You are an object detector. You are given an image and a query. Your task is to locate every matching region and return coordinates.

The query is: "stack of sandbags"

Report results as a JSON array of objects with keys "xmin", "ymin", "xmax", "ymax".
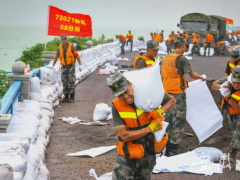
[{"xmin": 0, "ymin": 134, "xmax": 31, "ymax": 180}]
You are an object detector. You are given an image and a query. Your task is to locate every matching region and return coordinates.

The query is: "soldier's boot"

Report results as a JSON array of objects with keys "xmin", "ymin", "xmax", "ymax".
[
  {"xmin": 167, "ymin": 143, "xmax": 182, "ymax": 157},
  {"xmin": 68, "ymin": 94, "xmax": 75, "ymax": 103},
  {"xmin": 62, "ymin": 94, "xmax": 68, "ymax": 103},
  {"xmin": 229, "ymin": 147, "xmax": 238, "ymax": 165}
]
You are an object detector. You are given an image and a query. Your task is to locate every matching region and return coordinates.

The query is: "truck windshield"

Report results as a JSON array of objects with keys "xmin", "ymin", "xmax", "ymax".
[
  {"xmin": 181, "ymin": 21, "xmax": 206, "ymax": 31},
  {"xmin": 211, "ymin": 23, "xmax": 218, "ymax": 31}
]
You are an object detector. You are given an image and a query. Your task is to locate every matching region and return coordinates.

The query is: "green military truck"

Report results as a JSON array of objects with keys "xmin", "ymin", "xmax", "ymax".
[
  {"xmin": 209, "ymin": 15, "xmax": 226, "ymax": 42},
  {"xmin": 177, "ymin": 13, "xmax": 211, "ymax": 45}
]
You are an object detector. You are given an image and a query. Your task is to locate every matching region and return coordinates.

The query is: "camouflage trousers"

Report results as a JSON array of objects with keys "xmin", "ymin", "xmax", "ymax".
[
  {"xmin": 226, "ymin": 111, "xmax": 240, "ymax": 149},
  {"xmin": 164, "ymin": 93, "xmax": 187, "ymax": 144},
  {"xmin": 121, "ymin": 41, "xmax": 126, "ymax": 54},
  {"xmin": 61, "ymin": 65, "xmax": 75, "ymax": 94},
  {"xmin": 204, "ymin": 43, "xmax": 211, "ymax": 56},
  {"xmin": 220, "ymin": 44, "xmax": 226, "ymax": 54},
  {"xmin": 112, "ymin": 153, "xmax": 156, "ymax": 180},
  {"xmin": 165, "ymin": 41, "xmax": 172, "ymax": 54},
  {"xmin": 126, "ymin": 40, "xmax": 133, "ymax": 51},
  {"xmin": 192, "ymin": 43, "xmax": 200, "ymax": 55}
]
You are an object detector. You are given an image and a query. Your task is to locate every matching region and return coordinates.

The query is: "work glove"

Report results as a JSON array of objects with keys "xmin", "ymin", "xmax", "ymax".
[
  {"xmin": 148, "ymin": 108, "xmax": 164, "ymax": 121},
  {"xmin": 202, "ymin": 74, "xmax": 207, "ymax": 81},
  {"xmin": 148, "ymin": 120, "xmax": 162, "ymax": 133},
  {"xmin": 219, "ymin": 81, "xmax": 231, "ymax": 97}
]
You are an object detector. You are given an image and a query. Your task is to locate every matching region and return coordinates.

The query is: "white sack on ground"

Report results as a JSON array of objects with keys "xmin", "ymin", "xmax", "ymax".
[
  {"xmin": 79, "ymin": 121, "xmax": 110, "ymax": 126},
  {"xmin": 186, "ymin": 80, "xmax": 223, "ymax": 143},
  {"xmin": 93, "ymin": 103, "xmax": 111, "ymax": 121},
  {"xmin": 58, "ymin": 117, "xmax": 84, "ymax": 124},
  {"xmin": 123, "ymin": 59, "xmax": 164, "ymax": 112},
  {"xmin": 111, "ymin": 52, "xmax": 118, "ymax": 65},
  {"xmin": 153, "ymin": 151, "xmax": 222, "ymax": 175},
  {"xmin": 193, "ymin": 147, "xmax": 224, "ymax": 162},
  {"xmin": 66, "ymin": 145, "xmax": 116, "ymax": 157},
  {"xmin": 89, "ymin": 168, "xmax": 112, "ymax": 180}
]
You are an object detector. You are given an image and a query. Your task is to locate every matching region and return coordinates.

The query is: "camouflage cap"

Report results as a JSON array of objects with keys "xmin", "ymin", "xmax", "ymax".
[
  {"xmin": 107, "ymin": 72, "xmax": 129, "ymax": 97},
  {"xmin": 231, "ymin": 66, "xmax": 240, "ymax": 83},
  {"xmin": 147, "ymin": 40, "xmax": 160, "ymax": 50},
  {"xmin": 230, "ymin": 49, "xmax": 239, "ymax": 61},
  {"xmin": 174, "ymin": 36, "xmax": 186, "ymax": 43},
  {"xmin": 60, "ymin": 34, "xmax": 67, "ymax": 40}
]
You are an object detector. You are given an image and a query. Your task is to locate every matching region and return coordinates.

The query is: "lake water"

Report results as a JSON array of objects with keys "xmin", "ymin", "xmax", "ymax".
[{"xmin": 0, "ymin": 26, "xmax": 172, "ymax": 71}]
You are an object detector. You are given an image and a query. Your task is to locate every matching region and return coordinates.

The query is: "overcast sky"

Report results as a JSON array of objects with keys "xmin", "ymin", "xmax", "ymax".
[{"xmin": 0, "ymin": 0, "xmax": 239, "ymax": 30}]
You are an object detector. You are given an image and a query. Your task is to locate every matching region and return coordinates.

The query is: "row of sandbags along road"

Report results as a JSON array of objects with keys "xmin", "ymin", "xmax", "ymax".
[{"xmin": 0, "ymin": 41, "xmax": 123, "ymax": 180}]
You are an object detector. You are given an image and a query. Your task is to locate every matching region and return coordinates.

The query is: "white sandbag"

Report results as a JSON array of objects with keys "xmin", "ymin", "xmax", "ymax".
[
  {"xmin": 234, "ymin": 36, "xmax": 237, "ymax": 41},
  {"xmin": 0, "ymin": 139, "xmax": 30, "ymax": 154},
  {"xmin": 41, "ymin": 109, "xmax": 54, "ymax": 119},
  {"xmin": 186, "ymin": 80, "xmax": 223, "ymax": 143},
  {"xmin": 89, "ymin": 168, "xmax": 112, "ymax": 180},
  {"xmin": 30, "ymin": 92, "xmax": 42, "ymax": 99},
  {"xmin": 0, "ymin": 164, "xmax": 14, "ymax": 180},
  {"xmin": 30, "ymin": 77, "xmax": 41, "ymax": 93},
  {"xmin": 15, "ymin": 100, "xmax": 41, "ymax": 111},
  {"xmin": 199, "ymin": 47, "xmax": 204, "ymax": 56},
  {"xmin": 0, "ymin": 154, "xmax": 27, "ymax": 176},
  {"xmin": 40, "ymin": 67, "xmax": 55, "ymax": 85},
  {"xmin": 105, "ymin": 63, "xmax": 118, "ymax": 74},
  {"xmin": 123, "ymin": 59, "xmax": 164, "ymax": 112},
  {"xmin": 188, "ymin": 43, "xmax": 193, "ymax": 53},
  {"xmin": 153, "ymin": 121, "xmax": 169, "ymax": 142},
  {"xmin": 39, "ymin": 102, "xmax": 53, "ymax": 112},
  {"xmin": 111, "ymin": 52, "xmax": 118, "ymax": 65},
  {"xmin": 93, "ymin": 103, "xmax": 111, "ymax": 121},
  {"xmin": 193, "ymin": 147, "xmax": 223, "ymax": 162},
  {"xmin": 37, "ymin": 162, "xmax": 50, "ymax": 180},
  {"xmin": 0, "ymin": 133, "xmax": 31, "ymax": 144}
]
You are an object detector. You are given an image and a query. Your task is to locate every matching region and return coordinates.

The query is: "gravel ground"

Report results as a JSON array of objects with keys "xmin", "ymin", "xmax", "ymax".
[{"xmin": 46, "ymin": 38, "xmax": 240, "ymax": 180}]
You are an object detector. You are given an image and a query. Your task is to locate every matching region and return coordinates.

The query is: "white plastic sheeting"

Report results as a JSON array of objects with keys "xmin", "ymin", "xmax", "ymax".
[
  {"xmin": 123, "ymin": 59, "xmax": 164, "ymax": 112},
  {"xmin": 66, "ymin": 145, "xmax": 116, "ymax": 157},
  {"xmin": 186, "ymin": 80, "xmax": 223, "ymax": 143},
  {"xmin": 153, "ymin": 151, "xmax": 222, "ymax": 175}
]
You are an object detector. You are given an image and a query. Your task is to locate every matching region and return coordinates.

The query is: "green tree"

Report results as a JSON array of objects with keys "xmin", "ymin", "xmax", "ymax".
[{"xmin": 0, "ymin": 70, "xmax": 9, "ymax": 98}]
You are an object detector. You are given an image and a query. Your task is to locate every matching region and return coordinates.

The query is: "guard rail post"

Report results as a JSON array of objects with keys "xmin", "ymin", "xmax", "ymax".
[{"xmin": 6, "ymin": 61, "xmax": 31, "ymax": 100}]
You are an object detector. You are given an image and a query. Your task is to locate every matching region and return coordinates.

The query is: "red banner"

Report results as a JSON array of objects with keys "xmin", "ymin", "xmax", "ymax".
[
  {"xmin": 224, "ymin": 17, "xmax": 233, "ymax": 25},
  {"xmin": 47, "ymin": 5, "xmax": 92, "ymax": 37}
]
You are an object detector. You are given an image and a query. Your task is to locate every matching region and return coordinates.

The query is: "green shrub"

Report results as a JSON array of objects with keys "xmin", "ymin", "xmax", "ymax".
[
  {"xmin": 15, "ymin": 43, "xmax": 44, "ymax": 69},
  {"xmin": 0, "ymin": 70, "xmax": 9, "ymax": 98}
]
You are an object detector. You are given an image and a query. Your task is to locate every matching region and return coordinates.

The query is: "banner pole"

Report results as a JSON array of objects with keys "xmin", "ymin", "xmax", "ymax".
[{"xmin": 45, "ymin": 5, "xmax": 50, "ymax": 49}]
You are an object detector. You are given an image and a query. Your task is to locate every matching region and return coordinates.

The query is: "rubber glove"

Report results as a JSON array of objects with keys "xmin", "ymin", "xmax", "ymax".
[
  {"xmin": 202, "ymin": 74, "xmax": 207, "ymax": 81},
  {"xmin": 148, "ymin": 108, "xmax": 164, "ymax": 121},
  {"xmin": 148, "ymin": 120, "xmax": 162, "ymax": 133}
]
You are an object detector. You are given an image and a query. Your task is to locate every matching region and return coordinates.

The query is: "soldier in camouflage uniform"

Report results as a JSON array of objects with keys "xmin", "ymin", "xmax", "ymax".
[
  {"xmin": 212, "ymin": 66, "xmax": 240, "ymax": 166},
  {"xmin": 53, "ymin": 34, "xmax": 81, "ymax": 103},
  {"xmin": 161, "ymin": 36, "xmax": 206, "ymax": 156},
  {"xmin": 108, "ymin": 72, "xmax": 175, "ymax": 180}
]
